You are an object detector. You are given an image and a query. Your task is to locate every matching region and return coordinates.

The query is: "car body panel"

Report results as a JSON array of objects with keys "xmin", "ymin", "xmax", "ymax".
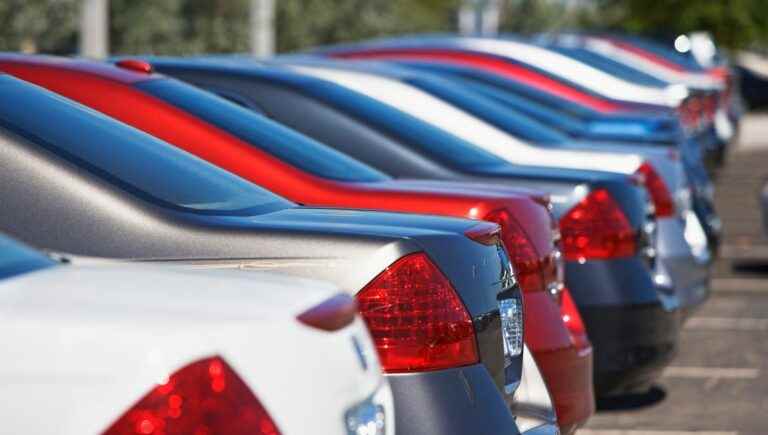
[{"xmin": 0, "ymin": 237, "xmax": 393, "ymax": 435}]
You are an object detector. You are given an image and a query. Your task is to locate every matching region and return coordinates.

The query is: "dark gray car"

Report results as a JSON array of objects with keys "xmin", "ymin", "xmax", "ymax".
[{"xmin": 0, "ymin": 74, "xmax": 524, "ymax": 435}]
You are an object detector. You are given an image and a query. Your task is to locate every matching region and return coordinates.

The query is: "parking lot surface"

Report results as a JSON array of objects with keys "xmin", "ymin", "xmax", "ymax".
[{"xmin": 579, "ymin": 114, "xmax": 768, "ymax": 435}]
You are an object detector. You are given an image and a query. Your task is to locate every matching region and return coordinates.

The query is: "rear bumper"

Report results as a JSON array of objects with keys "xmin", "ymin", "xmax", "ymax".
[
  {"xmin": 534, "ymin": 344, "xmax": 594, "ymax": 435},
  {"xmin": 387, "ymin": 364, "xmax": 521, "ymax": 435},
  {"xmin": 581, "ymin": 302, "xmax": 680, "ymax": 396},
  {"xmin": 656, "ymin": 217, "xmax": 711, "ymax": 316},
  {"xmin": 566, "ymin": 257, "xmax": 681, "ymax": 397},
  {"xmin": 523, "ymin": 291, "xmax": 593, "ymax": 433}
]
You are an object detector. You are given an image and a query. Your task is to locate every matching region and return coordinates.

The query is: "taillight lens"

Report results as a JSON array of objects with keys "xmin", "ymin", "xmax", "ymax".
[
  {"xmin": 636, "ymin": 162, "xmax": 674, "ymax": 217},
  {"xmin": 356, "ymin": 252, "xmax": 479, "ymax": 373},
  {"xmin": 560, "ymin": 287, "xmax": 590, "ymax": 349},
  {"xmin": 484, "ymin": 209, "xmax": 545, "ymax": 294},
  {"xmin": 703, "ymin": 94, "xmax": 717, "ymax": 121},
  {"xmin": 678, "ymin": 98, "xmax": 699, "ymax": 130},
  {"xmin": 559, "ymin": 188, "xmax": 637, "ymax": 261},
  {"xmin": 103, "ymin": 356, "xmax": 281, "ymax": 435}
]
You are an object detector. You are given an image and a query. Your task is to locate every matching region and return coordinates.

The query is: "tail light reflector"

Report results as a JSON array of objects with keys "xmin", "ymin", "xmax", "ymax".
[
  {"xmin": 678, "ymin": 98, "xmax": 699, "ymax": 129},
  {"xmin": 636, "ymin": 162, "xmax": 675, "ymax": 217},
  {"xmin": 703, "ymin": 94, "xmax": 717, "ymax": 121},
  {"xmin": 688, "ymin": 96, "xmax": 703, "ymax": 125},
  {"xmin": 356, "ymin": 252, "xmax": 479, "ymax": 373},
  {"xmin": 103, "ymin": 356, "xmax": 281, "ymax": 435},
  {"xmin": 484, "ymin": 209, "xmax": 545, "ymax": 294},
  {"xmin": 559, "ymin": 188, "xmax": 637, "ymax": 261},
  {"xmin": 560, "ymin": 288, "xmax": 590, "ymax": 349}
]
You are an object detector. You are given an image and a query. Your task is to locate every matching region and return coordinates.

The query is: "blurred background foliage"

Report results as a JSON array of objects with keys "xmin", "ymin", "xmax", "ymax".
[
  {"xmin": 577, "ymin": 0, "xmax": 768, "ymax": 50},
  {"xmin": 0, "ymin": 0, "xmax": 766, "ymax": 54},
  {"xmin": 276, "ymin": 0, "xmax": 459, "ymax": 52}
]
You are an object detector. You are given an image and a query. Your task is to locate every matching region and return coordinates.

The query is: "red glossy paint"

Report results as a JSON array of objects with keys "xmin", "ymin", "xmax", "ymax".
[
  {"xmin": 0, "ymin": 56, "xmax": 595, "ymax": 429},
  {"xmin": 329, "ymin": 48, "xmax": 625, "ymax": 113}
]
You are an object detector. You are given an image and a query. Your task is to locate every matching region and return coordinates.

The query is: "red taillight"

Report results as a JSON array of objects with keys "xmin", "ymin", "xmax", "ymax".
[
  {"xmin": 484, "ymin": 209, "xmax": 545, "ymax": 294},
  {"xmin": 103, "ymin": 357, "xmax": 281, "ymax": 435},
  {"xmin": 560, "ymin": 287, "xmax": 590, "ymax": 349},
  {"xmin": 690, "ymin": 96, "xmax": 704, "ymax": 126},
  {"xmin": 636, "ymin": 162, "xmax": 674, "ymax": 217},
  {"xmin": 703, "ymin": 94, "xmax": 717, "ymax": 121},
  {"xmin": 297, "ymin": 293, "xmax": 358, "ymax": 332},
  {"xmin": 559, "ymin": 188, "xmax": 637, "ymax": 261},
  {"xmin": 356, "ymin": 252, "xmax": 479, "ymax": 373},
  {"xmin": 678, "ymin": 98, "xmax": 699, "ymax": 129}
]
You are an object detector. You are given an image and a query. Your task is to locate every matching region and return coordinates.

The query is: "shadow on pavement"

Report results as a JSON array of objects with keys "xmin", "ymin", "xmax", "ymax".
[
  {"xmin": 732, "ymin": 260, "xmax": 768, "ymax": 276},
  {"xmin": 595, "ymin": 386, "xmax": 667, "ymax": 412}
]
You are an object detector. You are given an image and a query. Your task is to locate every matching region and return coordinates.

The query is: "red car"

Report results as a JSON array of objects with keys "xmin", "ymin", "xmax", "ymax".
[
  {"xmin": 1, "ymin": 55, "xmax": 595, "ymax": 433},
  {"xmin": 327, "ymin": 47, "xmax": 629, "ymax": 113}
]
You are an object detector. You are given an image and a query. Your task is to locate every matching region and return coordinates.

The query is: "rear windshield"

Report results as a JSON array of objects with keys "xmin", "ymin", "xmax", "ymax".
[
  {"xmin": 0, "ymin": 235, "xmax": 56, "ymax": 280},
  {"xmin": 137, "ymin": 79, "xmax": 387, "ymax": 183},
  {"xmin": 300, "ymin": 76, "xmax": 509, "ymax": 170},
  {"xmin": 0, "ymin": 75, "xmax": 290, "ymax": 216},
  {"xmin": 405, "ymin": 75, "xmax": 570, "ymax": 144}
]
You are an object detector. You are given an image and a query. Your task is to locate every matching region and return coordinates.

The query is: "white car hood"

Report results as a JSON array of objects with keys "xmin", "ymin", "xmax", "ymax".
[{"xmin": 0, "ymin": 264, "xmax": 387, "ymax": 434}]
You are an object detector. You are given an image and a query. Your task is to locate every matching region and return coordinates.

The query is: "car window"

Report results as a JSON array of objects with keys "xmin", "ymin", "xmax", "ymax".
[
  {"xmin": 405, "ymin": 75, "xmax": 570, "ymax": 144},
  {"xmin": 287, "ymin": 71, "xmax": 510, "ymax": 170},
  {"xmin": 0, "ymin": 234, "xmax": 56, "ymax": 280},
  {"xmin": 137, "ymin": 79, "xmax": 388, "ymax": 183},
  {"xmin": 0, "ymin": 75, "xmax": 291, "ymax": 216}
]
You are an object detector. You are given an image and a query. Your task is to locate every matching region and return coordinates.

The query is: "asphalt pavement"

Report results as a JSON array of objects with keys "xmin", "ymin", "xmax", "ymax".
[{"xmin": 579, "ymin": 114, "xmax": 768, "ymax": 435}]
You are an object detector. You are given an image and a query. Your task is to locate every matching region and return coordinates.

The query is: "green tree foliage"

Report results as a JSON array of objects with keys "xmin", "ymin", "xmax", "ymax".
[
  {"xmin": 0, "ymin": 0, "xmax": 78, "ymax": 53},
  {"xmin": 0, "ymin": 0, "xmax": 766, "ymax": 55},
  {"xmin": 584, "ymin": 0, "xmax": 768, "ymax": 49},
  {"xmin": 110, "ymin": 0, "xmax": 250, "ymax": 54},
  {"xmin": 276, "ymin": 0, "xmax": 459, "ymax": 52},
  {"xmin": 498, "ymin": 0, "xmax": 574, "ymax": 35}
]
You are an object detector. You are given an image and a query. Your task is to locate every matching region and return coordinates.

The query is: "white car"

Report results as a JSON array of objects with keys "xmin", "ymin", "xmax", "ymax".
[
  {"xmin": 450, "ymin": 36, "xmax": 688, "ymax": 107},
  {"xmin": 0, "ymin": 235, "xmax": 393, "ymax": 435}
]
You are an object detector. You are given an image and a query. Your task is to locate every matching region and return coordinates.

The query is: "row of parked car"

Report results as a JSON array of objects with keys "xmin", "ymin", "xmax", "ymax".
[{"xmin": 0, "ymin": 31, "xmax": 740, "ymax": 435}]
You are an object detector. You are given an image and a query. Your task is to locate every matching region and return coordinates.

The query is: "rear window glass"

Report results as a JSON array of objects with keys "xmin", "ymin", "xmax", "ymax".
[
  {"xmin": 0, "ymin": 75, "xmax": 290, "ymax": 216},
  {"xmin": 137, "ymin": 79, "xmax": 387, "ymax": 183},
  {"xmin": 406, "ymin": 75, "xmax": 570, "ymax": 144},
  {"xmin": 301, "ymin": 77, "xmax": 509, "ymax": 170},
  {"xmin": 0, "ymin": 235, "xmax": 55, "ymax": 280}
]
